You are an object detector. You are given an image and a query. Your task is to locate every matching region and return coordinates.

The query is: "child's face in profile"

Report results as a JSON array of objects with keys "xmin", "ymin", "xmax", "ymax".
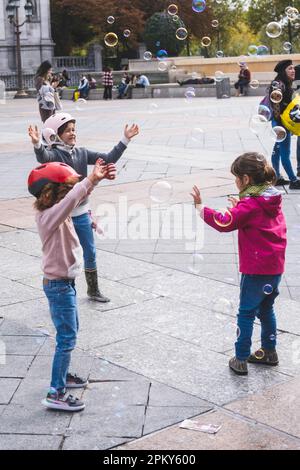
[
  {"xmin": 235, "ymin": 175, "xmax": 250, "ymax": 192},
  {"xmin": 60, "ymin": 123, "xmax": 76, "ymax": 147}
]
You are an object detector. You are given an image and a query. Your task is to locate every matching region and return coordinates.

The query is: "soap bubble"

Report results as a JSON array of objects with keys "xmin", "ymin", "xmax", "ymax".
[
  {"xmin": 249, "ymin": 114, "xmax": 268, "ymax": 135},
  {"xmin": 185, "ymin": 87, "xmax": 195, "ymax": 100},
  {"xmin": 157, "ymin": 49, "xmax": 168, "ymax": 60},
  {"xmin": 237, "ymin": 56, "xmax": 248, "ymax": 66},
  {"xmin": 176, "ymin": 27, "xmax": 188, "ymax": 40},
  {"xmin": 263, "ymin": 284, "xmax": 273, "ymax": 295},
  {"xmin": 270, "ymin": 334, "xmax": 276, "ymax": 341},
  {"xmin": 156, "ymin": 41, "xmax": 161, "ymax": 47},
  {"xmin": 271, "ymin": 126, "xmax": 287, "ymax": 143},
  {"xmin": 144, "ymin": 51, "xmax": 152, "ymax": 61},
  {"xmin": 173, "ymin": 15, "xmax": 179, "ymax": 22},
  {"xmin": 258, "ymin": 104, "xmax": 272, "ymax": 121},
  {"xmin": 270, "ymin": 89, "xmax": 283, "ymax": 104},
  {"xmin": 250, "ymin": 79, "xmax": 259, "ymax": 89},
  {"xmin": 148, "ymin": 103, "xmax": 159, "ymax": 114},
  {"xmin": 201, "ymin": 36, "xmax": 211, "ymax": 47},
  {"xmin": 248, "ymin": 44, "xmax": 258, "ymax": 56},
  {"xmin": 107, "ymin": 16, "xmax": 115, "ymax": 24},
  {"xmin": 150, "ymin": 181, "xmax": 173, "ymax": 204},
  {"xmin": 213, "ymin": 298, "xmax": 234, "ymax": 315},
  {"xmin": 192, "ymin": 0, "xmax": 206, "ymax": 13},
  {"xmin": 283, "ymin": 41, "xmax": 292, "ymax": 51},
  {"xmin": 189, "ymin": 253, "xmax": 204, "ymax": 274},
  {"xmin": 213, "ymin": 209, "xmax": 233, "ymax": 227},
  {"xmin": 216, "ymin": 50, "xmax": 224, "ymax": 58},
  {"xmin": 271, "ymin": 81, "xmax": 280, "ymax": 90},
  {"xmin": 104, "ymin": 32, "xmax": 118, "ymax": 47},
  {"xmin": 170, "ymin": 65, "xmax": 177, "ymax": 71},
  {"xmin": 257, "ymin": 45, "xmax": 269, "ymax": 55},
  {"xmin": 158, "ymin": 61, "xmax": 168, "ymax": 72},
  {"xmin": 286, "ymin": 6, "xmax": 299, "ymax": 20},
  {"xmin": 215, "ymin": 71, "xmax": 224, "ymax": 82},
  {"xmin": 191, "ymin": 127, "xmax": 204, "ymax": 142},
  {"xmin": 236, "ymin": 327, "xmax": 241, "ymax": 339},
  {"xmin": 75, "ymin": 98, "xmax": 88, "ymax": 111},
  {"xmin": 212, "ymin": 20, "xmax": 219, "ymax": 28},
  {"xmin": 123, "ymin": 29, "xmax": 131, "ymax": 38},
  {"xmin": 266, "ymin": 22, "xmax": 282, "ymax": 38},
  {"xmin": 167, "ymin": 4, "xmax": 178, "ymax": 16},
  {"xmin": 254, "ymin": 349, "xmax": 265, "ymax": 360}
]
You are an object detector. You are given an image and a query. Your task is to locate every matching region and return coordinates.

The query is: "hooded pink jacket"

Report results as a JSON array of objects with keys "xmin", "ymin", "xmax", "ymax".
[{"xmin": 202, "ymin": 188, "xmax": 287, "ymax": 275}]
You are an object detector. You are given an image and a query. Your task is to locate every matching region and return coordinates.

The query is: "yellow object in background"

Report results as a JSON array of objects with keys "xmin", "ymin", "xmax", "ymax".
[{"xmin": 281, "ymin": 95, "xmax": 300, "ymax": 136}]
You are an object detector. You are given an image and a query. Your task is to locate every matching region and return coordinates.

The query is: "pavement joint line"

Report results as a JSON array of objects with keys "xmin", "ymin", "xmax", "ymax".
[{"xmin": 141, "ymin": 382, "xmax": 151, "ymax": 437}]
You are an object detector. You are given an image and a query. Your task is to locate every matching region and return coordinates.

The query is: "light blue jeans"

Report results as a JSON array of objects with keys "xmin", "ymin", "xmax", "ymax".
[
  {"xmin": 72, "ymin": 212, "xmax": 97, "ymax": 271},
  {"xmin": 43, "ymin": 279, "xmax": 78, "ymax": 392},
  {"xmin": 271, "ymin": 119, "xmax": 296, "ymax": 181}
]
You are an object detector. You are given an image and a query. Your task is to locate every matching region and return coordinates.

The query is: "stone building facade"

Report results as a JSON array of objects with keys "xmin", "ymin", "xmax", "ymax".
[{"xmin": 0, "ymin": 0, "xmax": 54, "ymax": 74}]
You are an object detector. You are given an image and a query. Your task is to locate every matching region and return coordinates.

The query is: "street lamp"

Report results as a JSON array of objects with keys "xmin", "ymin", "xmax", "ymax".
[{"xmin": 6, "ymin": 0, "xmax": 33, "ymax": 98}]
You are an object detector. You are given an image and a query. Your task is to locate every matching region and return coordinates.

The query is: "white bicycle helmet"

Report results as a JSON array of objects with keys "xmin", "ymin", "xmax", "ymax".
[{"xmin": 42, "ymin": 113, "xmax": 76, "ymax": 146}]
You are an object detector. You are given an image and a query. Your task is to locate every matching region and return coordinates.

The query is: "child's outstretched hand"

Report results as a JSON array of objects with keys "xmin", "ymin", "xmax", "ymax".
[
  {"xmin": 190, "ymin": 185, "xmax": 202, "ymax": 207},
  {"xmin": 124, "ymin": 124, "xmax": 139, "ymax": 140},
  {"xmin": 28, "ymin": 125, "xmax": 40, "ymax": 145},
  {"xmin": 227, "ymin": 196, "xmax": 239, "ymax": 208},
  {"xmin": 89, "ymin": 159, "xmax": 117, "ymax": 185}
]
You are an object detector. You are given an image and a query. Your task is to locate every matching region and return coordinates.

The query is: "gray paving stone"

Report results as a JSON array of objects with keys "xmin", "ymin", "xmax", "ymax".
[
  {"xmin": 89, "ymin": 357, "xmax": 147, "ymax": 382},
  {"xmin": 0, "ymin": 229, "xmax": 42, "ymax": 257},
  {"xmin": 0, "ymin": 318, "xmax": 46, "ymax": 336},
  {"xmin": 0, "ymin": 434, "xmax": 62, "ymax": 450},
  {"xmin": 0, "ymin": 298, "xmax": 55, "ymax": 334},
  {"xmin": 26, "ymin": 354, "xmax": 94, "ymax": 380},
  {"xmin": 0, "ymin": 355, "xmax": 34, "ymax": 378},
  {"xmin": 96, "ymin": 332, "xmax": 289, "ymax": 406},
  {"xmin": 0, "ymin": 276, "xmax": 43, "ymax": 307},
  {"xmin": 0, "ymin": 378, "xmax": 21, "ymax": 404},
  {"xmin": 148, "ymin": 382, "xmax": 213, "ymax": 408},
  {"xmin": 0, "ymin": 247, "xmax": 41, "ymax": 280},
  {"xmin": 62, "ymin": 435, "xmax": 130, "ymax": 450},
  {"xmin": 0, "ymin": 335, "xmax": 45, "ymax": 355},
  {"xmin": 83, "ymin": 381, "xmax": 150, "ymax": 408}
]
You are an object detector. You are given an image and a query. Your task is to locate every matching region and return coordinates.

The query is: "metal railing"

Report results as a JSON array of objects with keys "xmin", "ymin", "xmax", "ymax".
[{"xmin": 53, "ymin": 56, "xmax": 94, "ymax": 70}]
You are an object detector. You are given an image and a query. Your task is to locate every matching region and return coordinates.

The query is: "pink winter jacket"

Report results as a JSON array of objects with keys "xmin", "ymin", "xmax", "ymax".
[{"xmin": 202, "ymin": 188, "xmax": 287, "ymax": 275}]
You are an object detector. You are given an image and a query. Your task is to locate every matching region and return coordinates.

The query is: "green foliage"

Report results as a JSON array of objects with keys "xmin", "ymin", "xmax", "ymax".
[{"xmin": 143, "ymin": 12, "xmax": 187, "ymax": 56}]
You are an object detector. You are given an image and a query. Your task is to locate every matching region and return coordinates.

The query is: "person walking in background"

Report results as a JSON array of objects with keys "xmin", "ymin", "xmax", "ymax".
[
  {"xmin": 102, "ymin": 67, "xmax": 113, "ymax": 100},
  {"xmin": 270, "ymin": 59, "xmax": 300, "ymax": 189},
  {"xmin": 35, "ymin": 61, "xmax": 59, "ymax": 122},
  {"xmin": 234, "ymin": 63, "xmax": 251, "ymax": 97}
]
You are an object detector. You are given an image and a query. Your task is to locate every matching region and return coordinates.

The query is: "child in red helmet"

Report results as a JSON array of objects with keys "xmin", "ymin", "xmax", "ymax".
[{"xmin": 28, "ymin": 160, "xmax": 116, "ymax": 411}]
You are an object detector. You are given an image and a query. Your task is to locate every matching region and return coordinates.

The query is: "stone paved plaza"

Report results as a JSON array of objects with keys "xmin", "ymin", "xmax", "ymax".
[{"xmin": 0, "ymin": 97, "xmax": 300, "ymax": 450}]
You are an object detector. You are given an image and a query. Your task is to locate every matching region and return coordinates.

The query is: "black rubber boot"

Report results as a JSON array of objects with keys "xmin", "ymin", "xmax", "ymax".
[
  {"xmin": 85, "ymin": 269, "xmax": 110, "ymax": 303},
  {"xmin": 248, "ymin": 348, "xmax": 279, "ymax": 366}
]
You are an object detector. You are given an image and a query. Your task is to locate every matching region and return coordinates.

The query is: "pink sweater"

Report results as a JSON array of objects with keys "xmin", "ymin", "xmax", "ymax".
[
  {"xmin": 36, "ymin": 178, "xmax": 94, "ymax": 280},
  {"xmin": 202, "ymin": 188, "xmax": 287, "ymax": 275}
]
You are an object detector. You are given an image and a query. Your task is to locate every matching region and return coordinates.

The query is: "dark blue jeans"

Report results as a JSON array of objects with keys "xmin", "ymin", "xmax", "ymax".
[
  {"xmin": 271, "ymin": 120, "xmax": 296, "ymax": 181},
  {"xmin": 297, "ymin": 136, "xmax": 300, "ymax": 172},
  {"xmin": 72, "ymin": 212, "xmax": 97, "ymax": 271},
  {"xmin": 235, "ymin": 274, "xmax": 281, "ymax": 361},
  {"xmin": 43, "ymin": 279, "xmax": 78, "ymax": 392}
]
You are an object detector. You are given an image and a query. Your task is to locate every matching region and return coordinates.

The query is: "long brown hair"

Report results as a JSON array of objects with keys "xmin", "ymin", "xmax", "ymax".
[
  {"xmin": 231, "ymin": 152, "xmax": 276, "ymax": 185},
  {"xmin": 34, "ymin": 180, "xmax": 77, "ymax": 211}
]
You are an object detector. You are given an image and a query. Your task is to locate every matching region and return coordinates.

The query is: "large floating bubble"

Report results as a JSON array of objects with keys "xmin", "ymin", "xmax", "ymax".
[
  {"xmin": 192, "ymin": 0, "xmax": 206, "ymax": 13},
  {"xmin": 270, "ymin": 89, "xmax": 283, "ymax": 104},
  {"xmin": 144, "ymin": 51, "xmax": 152, "ymax": 61},
  {"xmin": 249, "ymin": 114, "xmax": 268, "ymax": 135},
  {"xmin": 176, "ymin": 27, "xmax": 188, "ymax": 40},
  {"xmin": 283, "ymin": 41, "xmax": 292, "ymax": 51},
  {"xmin": 271, "ymin": 126, "xmax": 287, "ymax": 143},
  {"xmin": 167, "ymin": 4, "xmax": 178, "ymax": 16},
  {"xmin": 250, "ymin": 79, "xmax": 259, "ymax": 89},
  {"xmin": 150, "ymin": 181, "xmax": 173, "ymax": 204},
  {"xmin": 248, "ymin": 44, "xmax": 258, "ymax": 56},
  {"xmin": 158, "ymin": 61, "xmax": 168, "ymax": 72},
  {"xmin": 75, "ymin": 98, "xmax": 88, "ymax": 112},
  {"xmin": 157, "ymin": 49, "xmax": 168, "ymax": 60},
  {"xmin": 266, "ymin": 22, "xmax": 282, "ymax": 38},
  {"xmin": 258, "ymin": 104, "xmax": 272, "ymax": 121},
  {"xmin": 107, "ymin": 16, "xmax": 115, "ymax": 25},
  {"xmin": 257, "ymin": 45, "xmax": 269, "ymax": 55},
  {"xmin": 216, "ymin": 50, "xmax": 224, "ymax": 58},
  {"xmin": 123, "ymin": 29, "xmax": 131, "ymax": 38},
  {"xmin": 263, "ymin": 284, "xmax": 273, "ymax": 295},
  {"xmin": 212, "ymin": 20, "xmax": 219, "ymax": 28},
  {"xmin": 201, "ymin": 36, "xmax": 211, "ymax": 47},
  {"xmin": 104, "ymin": 32, "xmax": 118, "ymax": 47}
]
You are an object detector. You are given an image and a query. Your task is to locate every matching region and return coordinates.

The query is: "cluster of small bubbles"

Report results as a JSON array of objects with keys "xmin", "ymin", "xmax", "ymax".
[
  {"xmin": 157, "ymin": 49, "xmax": 168, "ymax": 60},
  {"xmin": 123, "ymin": 29, "xmax": 131, "ymax": 38},
  {"xmin": 107, "ymin": 15, "xmax": 115, "ymax": 24},
  {"xmin": 270, "ymin": 89, "xmax": 283, "ymax": 104},
  {"xmin": 263, "ymin": 284, "xmax": 273, "ymax": 295},
  {"xmin": 266, "ymin": 22, "xmax": 282, "ymax": 38},
  {"xmin": 176, "ymin": 27, "xmax": 188, "ymax": 40},
  {"xmin": 75, "ymin": 98, "xmax": 88, "ymax": 111},
  {"xmin": 257, "ymin": 45, "xmax": 269, "ymax": 55},
  {"xmin": 149, "ymin": 181, "xmax": 173, "ymax": 204},
  {"xmin": 167, "ymin": 3, "xmax": 178, "ymax": 16},
  {"xmin": 249, "ymin": 114, "xmax": 268, "ymax": 135},
  {"xmin": 185, "ymin": 87, "xmax": 196, "ymax": 100},
  {"xmin": 216, "ymin": 50, "xmax": 224, "ymax": 58},
  {"xmin": 104, "ymin": 32, "xmax": 118, "ymax": 47},
  {"xmin": 212, "ymin": 19, "xmax": 219, "ymax": 28},
  {"xmin": 201, "ymin": 36, "xmax": 211, "ymax": 47},
  {"xmin": 248, "ymin": 44, "xmax": 258, "ymax": 56},
  {"xmin": 258, "ymin": 104, "xmax": 272, "ymax": 121},
  {"xmin": 215, "ymin": 70, "xmax": 224, "ymax": 82},
  {"xmin": 189, "ymin": 253, "xmax": 204, "ymax": 274},
  {"xmin": 192, "ymin": 0, "xmax": 206, "ymax": 13},
  {"xmin": 144, "ymin": 51, "xmax": 152, "ymax": 61},
  {"xmin": 158, "ymin": 61, "xmax": 168, "ymax": 72},
  {"xmin": 271, "ymin": 126, "xmax": 287, "ymax": 143},
  {"xmin": 250, "ymin": 79, "xmax": 259, "ymax": 89},
  {"xmin": 213, "ymin": 298, "xmax": 234, "ymax": 315},
  {"xmin": 283, "ymin": 41, "xmax": 292, "ymax": 51},
  {"xmin": 148, "ymin": 102, "xmax": 159, "ymax": 114}
]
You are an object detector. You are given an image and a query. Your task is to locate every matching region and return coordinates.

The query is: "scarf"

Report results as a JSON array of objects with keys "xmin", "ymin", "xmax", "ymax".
[{"xmin": 239, "ymin": 183, "xmax": 271, "ymax": 199}]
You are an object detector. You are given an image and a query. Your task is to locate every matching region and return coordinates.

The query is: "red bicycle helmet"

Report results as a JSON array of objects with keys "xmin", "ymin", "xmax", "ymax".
[{"xmin": 28, "ymin": 162, "xmax": 81, "ymax": 196}]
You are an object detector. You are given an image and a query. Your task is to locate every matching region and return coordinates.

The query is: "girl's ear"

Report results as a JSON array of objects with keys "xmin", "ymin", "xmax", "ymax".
[{"xmin": 243, "ymin": 175, "xmax": 250, "ymax": 186}]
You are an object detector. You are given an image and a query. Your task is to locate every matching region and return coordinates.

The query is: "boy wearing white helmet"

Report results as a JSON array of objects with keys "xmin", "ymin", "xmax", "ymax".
[{"xmin": 28, "ymin": 113, "xmax": 139, "ymax": 303}]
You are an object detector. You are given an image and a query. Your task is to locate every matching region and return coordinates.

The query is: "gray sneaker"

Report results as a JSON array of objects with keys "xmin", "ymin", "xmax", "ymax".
[
  {"xmin": 42, "ymin": 391, "xmax": 85, "ymax": 412},
  {"xmin": 248, "ymin": 348, "xmax": 279, "ymax": 366},
  {"xmin": 229, "ymin": 357, "xmax": 248, "ymax": 375}
]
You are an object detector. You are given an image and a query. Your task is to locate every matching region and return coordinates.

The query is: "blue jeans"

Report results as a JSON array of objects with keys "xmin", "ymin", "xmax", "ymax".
[
  {"xmin": 235, "ymin": 274, "xmax": 281, "ymax": 361},
  {"xmin": 43, "ymin": 279, "xmax": 78, "ymax": 391},
  {"xmin": 72, "ymin": 212, "xmax": 96, "ymax": 271},
  {"xmin": 271, "ymin": 120, "xmax": 296, "ymax": 181},
  {"xmin": 297, "ymin": 136, "xmax": 300, "ymax": 172}
]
